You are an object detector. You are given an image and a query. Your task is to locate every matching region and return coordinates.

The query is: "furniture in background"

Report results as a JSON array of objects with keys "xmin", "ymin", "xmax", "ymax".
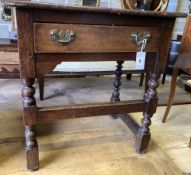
[
  {"xmin": 127, "ymin": 36, "xmax": 182, "ymax": 86},
  {"xmin": 0, "ymin": 38, "xmax": 17, "ymax": 52},
  {"xmin": 38, "ymin": 66, "xmax": 145, "ymax": 101},
  {"xmin": 39, "ymin": 37, "xmax": 182, "ymax": 96},
  {"xmin": 161, "ymin": 39, "xmax": 181, "ymax": 84},
  {"xmin": 162, "ymin": 15, "xmax": 191, "ymax": 123},
  {"xmin": 0, "ymin": 41, "xmax": 145, "ymax": 101},
  {"xmin": 0, "ymin": 52, "xmax": 19, "ymax": 79},
  {"xmin": 5, "ymin": 0, "xmax": 186, "ymax": 170},
  {"xmin": 0, "ymin": 47, "xmax": 146, "ymax": 100},
  {"xmin": 185, "ymin": 79, "xmax": 191, "ymax": 92},
  {"xmin": 0, "ymin": 39, "xmax": 19, "ymax": 79}
]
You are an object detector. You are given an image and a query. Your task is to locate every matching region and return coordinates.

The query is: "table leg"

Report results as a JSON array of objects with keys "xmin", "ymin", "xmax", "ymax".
[
  {"xmin": 135, "ymin": 72, "xmax": 160, "ymax": 153},
  {"xmin": 126, "ymin": 73, "xmax": 132, "ymax": 80},
  {"xmin": 162, "ymin": 68, "xmax": 179, "ymax": 123},
  {"xmin": 22, "ymin": 78, "xmax": 39, "ymax": 171},
  {"xmin": 139, "ymin": 73, "xmax": 145, "ymax": 87},
  {"xmin": 110, "ymin": 61, "xmax": 124, "ymax": 119},
  {"xmin": 38, "ymin": 76, "xmax": 44, "ymax": 101},
  {"xmin": 144, "ymin": 72, "xmax": 149, "ymax": 92}
]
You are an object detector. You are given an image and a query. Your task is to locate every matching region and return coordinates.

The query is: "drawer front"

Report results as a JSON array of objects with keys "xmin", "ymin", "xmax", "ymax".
[{"xmin": 34, "ymin": 23, "xmax": 161, "ymax": 53}]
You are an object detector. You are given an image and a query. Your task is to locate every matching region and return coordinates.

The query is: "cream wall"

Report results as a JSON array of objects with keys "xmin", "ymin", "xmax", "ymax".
[{"xmin": 172, "ymin": 0, "xmax": 190, "ymax": 39}]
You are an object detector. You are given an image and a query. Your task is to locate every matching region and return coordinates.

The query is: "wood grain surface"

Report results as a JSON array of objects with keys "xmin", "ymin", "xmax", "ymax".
[
  {"xmin": 3, "ymin": 0, "xmax": 187, "ymax": 18},
  {"xmin": 34, "ymin": 23, "xmax": 161, "ymax": 53}
]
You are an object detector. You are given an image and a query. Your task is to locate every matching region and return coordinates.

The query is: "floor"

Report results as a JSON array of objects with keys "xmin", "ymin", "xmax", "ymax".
[
  {"xmin": 0, "ymin": 76, "xmax": 191, "ymax": 175},
  {"xmin": 133, "ymin": 105, "xmax": 191, "ymax": 175}
]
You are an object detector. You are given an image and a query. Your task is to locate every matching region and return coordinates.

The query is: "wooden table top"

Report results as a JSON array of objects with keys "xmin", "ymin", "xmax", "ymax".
[{"xmin": 3, "ymin": 0, "xmax": 187, "ymax": 18}]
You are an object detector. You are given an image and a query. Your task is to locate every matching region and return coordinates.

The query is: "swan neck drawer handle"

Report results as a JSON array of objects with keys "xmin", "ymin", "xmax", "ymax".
[
  {"xmin": 131, "ymin": 32, "xmax": 151, "ymax": 46},
  {"xmin": 49, "ymin": 29, "xmax": 75, "ymax": 44}
]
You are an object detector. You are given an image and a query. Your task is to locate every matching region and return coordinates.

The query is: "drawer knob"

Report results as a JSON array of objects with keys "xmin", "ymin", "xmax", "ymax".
[
  {"xmin": 131, "ymin": 32, "xmax": 151, "ymax": 46},
  {"xmin": 49, "ymin": 29, "xmax": 75, "ymax": 44}
]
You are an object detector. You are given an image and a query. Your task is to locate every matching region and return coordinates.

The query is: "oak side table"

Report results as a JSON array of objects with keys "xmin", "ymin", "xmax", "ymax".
[{"xmin": 4, "ymin": 0, "xmax": 187, "ymax": 171}]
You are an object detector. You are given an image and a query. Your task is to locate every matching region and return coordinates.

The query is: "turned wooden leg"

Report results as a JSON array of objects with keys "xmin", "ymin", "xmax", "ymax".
[
  {"xmin": 126, "ymin": 73, "xmax": 132, "ymax": 80},
  {"xmin": 144, "ymin": 72, "xmax": 149, "ymax": 92},
  {"xmin": 25, "ymin": 125, "xmax": 39, "ymax": 171},
  {"xmin": 189, "ymin": 137, "xmax": 191, "ymax": 148},
  {"xmin": 38, "ymin": 76, "xmax": 44, "ymax": 101},
  {"xmin": 110, "ymin": 61, "xmax": 124, "ymax": 119},
  {"xmin": 22, "ymin": 78, "xmax": 39, "ymax": 171},
  {"xmin": 136, "ymin": 72, "xmax": 160, "ymax": 153},
  {"xmin": 139, "ymin": 73, "xmax": 145, "ymax": 87},
  {"xmin": 162, "ymin": 68, "xmax": 179, "ymax": 123},
  {"xmin": 162, "ymin": 69, "xmax": 167, "ymax": 84}
]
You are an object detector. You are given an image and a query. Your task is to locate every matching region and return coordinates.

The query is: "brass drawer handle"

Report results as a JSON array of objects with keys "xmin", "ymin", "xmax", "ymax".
[
  {"xmin": 49, "ymin": 29, "xmax": 75, "ymax": 44},
  {"xmin": 131, "ymin": 32, "xmax": 151, "ymax": 46}
]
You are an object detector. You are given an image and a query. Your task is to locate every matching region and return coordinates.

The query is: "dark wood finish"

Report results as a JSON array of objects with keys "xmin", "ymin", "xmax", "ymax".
[
  {"xmin": 38, "ymin": 100, "xmax": 147, "ymax": 121},
  {"xmin": 32, "ymin": 10, "xmax": 175, "ymax": 27},
  {"xmin": 136, "ymin": 72, "xmax": 160, "ymax": 153},
  {"xmin": 5, "ymin": 0, "xmax": 185, "ymax": 170},
  {"xmin": 35, "ymin": 52, "xmax": 157, "ymax": 76},
  {"xmin": 126, "ymin": 72, "xmax": 144, "ymax": 87},
  {"xmin": 34, "ymin": 23, "xmax": 161, "ymax": 53},
  {"xmin": 189, "ymin": 137, "xmax": 191, "ymax": 148},
  {"xmin": 3, "ymin": 0, "xmax": 186, "ymax": 18},
  {"xmin": 25, "ymin": 125, "xmax": 39, "ymax": 171},
  {"xmin": 139, "ymin": 73, "xmax": 145, "ymax": 87},
  {"xmin": 39, "ymin": 70, "xmax": 146, "ymax": 101},
  {"xmin": 16, "ymin": 8, "xmax": 35, "ymax": 78},
  {"xmin": 0, "ymin": 39, "xmax": 18, "ymax": 52},
  {"xmin": 162, "ymin": 15, "xmax": 191, "ymax": 123},
  {"xmin": 110, "ymin": 61, "xmax": 124, "ymax": 119},
  {"xmin": 185, "ymin": 82, "xmax": 191, "ymax": 93},
  {"xmin": 0, "ymin": 52, "xmax": 20, "ymax": 79},
  {"xmin": 110, "ymin": 61, "xmax": 124, "ymax": 102},
  {"xmin": 120, "ymin": 114, "xmax": 140, "ymax": 135},
  {"xmin": 22, "ymin": 78, "xmax": 39, "ymax": 170},
  {"xmin": 162, "ymin": 68, "xmax": 178, "ymax": 123},
  {"xmin": 126, "ymin": 73, "xmax": 132, "ymax": 80},
  {"xmin": 145, "ymin": 72, "xmax": 149, "ymax": 92},
  {"xmin": 162, "ymin": 68, "xmax": 167, "ymax": 84},
  {"xmin": 37, "ymin": 76, "xmax": 44, "ymax": 101}
]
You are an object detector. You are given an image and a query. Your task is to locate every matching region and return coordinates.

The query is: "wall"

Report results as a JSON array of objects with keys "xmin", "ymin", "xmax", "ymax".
[
  {"xmin": 0, "ymin": 5, "xmax": 11, "ymax": 38},
  {"xmin": 172, "ymin": 0, "xmax": 190, "ymax": 39}
]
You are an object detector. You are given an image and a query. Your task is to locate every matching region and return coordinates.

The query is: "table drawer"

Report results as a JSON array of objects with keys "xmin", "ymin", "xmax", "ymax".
[{"xmin": 34, "ymin": 23, "xmax": 161, "ymax": 53}]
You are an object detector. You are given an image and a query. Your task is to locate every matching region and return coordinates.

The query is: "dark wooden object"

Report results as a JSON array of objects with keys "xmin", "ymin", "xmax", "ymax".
[
  {"xmin": 0, "ymin": 39, "xmax": 18, "ymax": 52},
  {"xmin": 185, "ymin": 82, "xmax": 191, "ymax": 93},
  {"xmin": 161, "ymin": 39, "xmax": 181, "ymax": 84},
  {"xmin": 110, "ymin": 61, "xmax": 124, "ymax": 119},
  {"xmin": 0, "ymin": 50, "xmax": 145, "ymax": 100},
  {"xmin": 0, "ymin": 39, "xmax": 19, "ymax": 79},
  {"xmin": 162, "ymin": 15, "xmax": 191, "ymax": 123},
  {"xmin": 0, "ymin": 52, "xmax": 20, "ymax": 79},
  {"xmin": 4, "ymin": 0, "xmax": 186, "ymax": 170},
  {"xmin": 38, "ymin": 70, "xmax": 146, "ymax": 101},
  {"xmin": 0, "ymin": 43, "xmax": 145, "ymax": 100}
]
